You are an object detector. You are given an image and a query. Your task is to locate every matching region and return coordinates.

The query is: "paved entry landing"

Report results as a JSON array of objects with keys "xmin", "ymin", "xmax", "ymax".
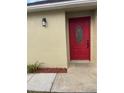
[
  {"xmin": 27, "ymin": 63, "xmax": 97, "ymax": 93},
  {"xmin": 51, "ymin": 63, "xmax": 97, "ymax": 92}
]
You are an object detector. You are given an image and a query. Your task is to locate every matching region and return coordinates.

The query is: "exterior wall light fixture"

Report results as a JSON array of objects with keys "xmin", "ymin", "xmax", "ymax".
[{"xmin": 42, "ymin": 18, "xmax": 47, "ymax": 27}]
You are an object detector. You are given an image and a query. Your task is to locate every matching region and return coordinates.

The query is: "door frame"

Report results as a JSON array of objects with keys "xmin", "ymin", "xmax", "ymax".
[{"xmin": 66, "ymin": 15, "xmax": 92, "ymax": 62}]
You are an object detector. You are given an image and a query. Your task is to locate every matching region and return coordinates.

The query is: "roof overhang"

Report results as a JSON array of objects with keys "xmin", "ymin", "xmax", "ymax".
[{"xmin": 27, "ymin": 0, "xmax": 97, "ymax": 13}]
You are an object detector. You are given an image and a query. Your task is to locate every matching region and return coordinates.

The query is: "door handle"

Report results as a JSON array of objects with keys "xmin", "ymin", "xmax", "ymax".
[{"xmin": 87, "ymin": 40, "xmax": 89, "ymax": 48}]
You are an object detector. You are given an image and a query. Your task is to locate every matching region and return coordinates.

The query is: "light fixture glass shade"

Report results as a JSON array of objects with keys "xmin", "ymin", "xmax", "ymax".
[
  {"xmin": 42, "ymin": 21, "xmax": 46, "ymax": 26},
  {"xmin": 42, "ymin": 18, "xmax": 47, "ymax": 27}
]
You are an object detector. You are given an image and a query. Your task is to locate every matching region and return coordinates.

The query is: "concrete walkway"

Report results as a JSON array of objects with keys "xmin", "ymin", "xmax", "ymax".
[
  {"xmin": 27, "ymin": 73, "xmax": 56, "ymax": 92},
  {"xmin": 27, "ymin": 63, "xmax": 97, "ymax": 93}
]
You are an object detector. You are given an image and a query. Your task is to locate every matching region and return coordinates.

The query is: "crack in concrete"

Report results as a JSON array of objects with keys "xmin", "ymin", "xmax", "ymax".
[
  {"xmin": 27, "ymin": 74, "xmax": 35, "ymax": 83},
  {"xmin": 50, "ymin": 73, "xmax": 57, "ymax": 92}
]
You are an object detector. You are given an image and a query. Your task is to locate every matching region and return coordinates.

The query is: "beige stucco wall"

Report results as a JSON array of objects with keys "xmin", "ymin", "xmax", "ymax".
[
  {"xmin": 92, "ymin": 10, "xmax": 97, "ymax": 63},
  {"xmin": 27, "ymin": 10, "xmax": 68, "ymax": 68},
  {"xmin": 66, "ymin": 10, "xmax": 97, "ymax": 63}
]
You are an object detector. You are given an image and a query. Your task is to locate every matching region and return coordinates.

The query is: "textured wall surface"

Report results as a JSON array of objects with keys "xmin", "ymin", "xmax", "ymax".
[{"xmin": 27, "ymin": 10, "xmax": 68, "ymax": 68}]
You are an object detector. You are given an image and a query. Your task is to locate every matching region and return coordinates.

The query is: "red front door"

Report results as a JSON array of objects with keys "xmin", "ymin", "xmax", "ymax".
[{"xmin": 69, "ymin": 16, "xmax": 90, "ymax": 60}]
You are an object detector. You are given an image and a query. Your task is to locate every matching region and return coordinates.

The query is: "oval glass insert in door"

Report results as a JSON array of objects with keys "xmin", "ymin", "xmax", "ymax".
[{"xmin": 75, "ymin": 25, "xmax": 83, "ymax": 43}]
